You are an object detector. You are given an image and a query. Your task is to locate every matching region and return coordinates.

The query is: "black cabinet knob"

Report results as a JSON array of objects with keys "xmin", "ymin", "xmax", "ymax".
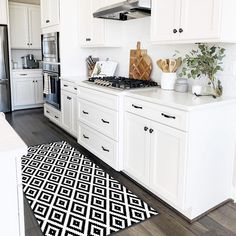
[
  {"xmin": 149, "ymin": 129, "xmax": 154, "ymax": 134},
  {"xmin": 179, "ymin": 28, "xmax": 183, "ymax": 33},
  {"xmin": 46, "ymin": 20, "xmax": 50, "ymax": 23},
  {"xmin": 144, "ymin": 126, "xmax": 148, "ymax": 131},
  {"xmin": 173, "ymin": 29, "xmax": 178, "ymax": 34}
]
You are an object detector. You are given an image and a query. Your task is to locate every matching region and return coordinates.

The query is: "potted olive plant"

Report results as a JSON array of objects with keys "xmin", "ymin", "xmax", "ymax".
[{"xmin": 180, "ymin": 43, "xmax": 226, "ymax": 97}]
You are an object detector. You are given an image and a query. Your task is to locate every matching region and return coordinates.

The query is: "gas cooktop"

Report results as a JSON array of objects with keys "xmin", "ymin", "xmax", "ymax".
[{"xmin": 87, "ymin": 76, "xmax": 159, "ymax": 90}]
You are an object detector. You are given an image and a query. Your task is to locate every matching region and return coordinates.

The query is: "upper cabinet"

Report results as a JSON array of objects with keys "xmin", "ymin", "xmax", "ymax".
[
  {"xmin": 9, "ymin": 3, "xmax": 41, "ymax": 49},
  {"xmin": 78, "ymin": 0, "xmax": 122, "ymax": 47},
  {"xmin": 40, "ymin": 0, "xmax": 60, "ymax": 29},
  {"xmin": 0, "ymin": 0, "xmax": 8, "ymax": 24},
  {"xmin": 151, "ymin": 0, "xmax": 236, "ymax": 44}
]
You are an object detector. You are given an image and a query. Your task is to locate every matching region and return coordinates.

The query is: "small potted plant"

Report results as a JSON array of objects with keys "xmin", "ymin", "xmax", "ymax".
[{"xmin": 179, "ymin": 43, "xmax": 226, "ymax": 97}]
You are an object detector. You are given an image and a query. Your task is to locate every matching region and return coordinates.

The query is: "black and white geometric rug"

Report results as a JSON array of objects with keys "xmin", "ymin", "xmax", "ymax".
[{"xmin": 22, "ymin": 141, "xmax": 158, "ymax": 236}]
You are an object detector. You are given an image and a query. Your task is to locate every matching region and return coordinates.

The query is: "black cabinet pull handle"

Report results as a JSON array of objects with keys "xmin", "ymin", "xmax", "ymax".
[
  {"xmin": 30, "ymin": 43, "xmax": 32, "ymax": 46},
  {"xmin": 149, "ymin": 129, "xmax": 154, "ymax": 134},
  {"xmin": 144, "ymin": 126, "xmax": 148, "ymax": 131},
  {"xmin": 63, "ymin": 84, "xmax": 68, "ymax": 87},
  {"xmin": 27, "ymin": 43, "xmax": 30, "ymax": 46},
  {"xmin": 102, "ymin": 146, "xmax": 109, "ymax": 152},
  {"xmin": 74, "ymin": 87, "xmax": 77, "ymax": 90},
  {"xmin": 46, "ymin": 20, "xmax": 50, "ymax": 23},
  {"xmin": 55, "ymin": 116, "xmax": 59, "ymax": 119},
  {"xmin": 83, "ymin": 134, "xmax": 89, "ymax": 139},
  {"xmin": 46, "ymin": 110, "xmax": 50, "ymax": 114},
  {"xmin": 35, "ymin": 80, "xmax": 38, "ymax": 83},
  {"xmin": 173, "ymin": 29, "xmax": 178, "ymax": 34},
  {"xmin": 132, "ymin": 104, "xmax": 142, "ymax": 109},
  {"xmin": 179, "ymin": 28, "xmax": 183, "ymax": 33},
  {"xmin": 161, "ymin": 113, "xmax": 176, "ymax": 119},
  {"xmin": 101, "ymin": 119, "xmax": 109, "ymax": 124},
  {"xmin": 82, "ymin": 110, "xmax": 89, "ymax": 115},
  {"xmin": 86, "ymin": 38, "xmax": 91, "ymax": 42},
  {"xmin": 20, "ymin": 74, "xmax": 27, "ymax": 76},
  {"xmin": 33, "ymin": 80, "xmax": 35, "ymax": 83},
  {"xmin": 67, "ymin": 96, "xmax": 72, "ymax": 100}
]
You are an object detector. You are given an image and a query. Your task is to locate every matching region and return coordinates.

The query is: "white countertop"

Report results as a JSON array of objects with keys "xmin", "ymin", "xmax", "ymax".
[
  {"xmin": 0, "ymin": 114, "xmax": 27, "ymax": 157},
  {"xmin": 60, "ymin": 75, "xmax": 87, "ymax": 83},
  {"xmin": 125, "ymin": 88, "xmax": 236, "ymax": 111}
]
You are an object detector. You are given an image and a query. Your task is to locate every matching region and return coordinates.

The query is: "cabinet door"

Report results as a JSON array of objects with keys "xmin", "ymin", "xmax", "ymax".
[
  {"xmin": 0, "ymin": 0, "xmax": 7, "ymax": 24},
  {"xmin": 40, "ymin": 0, "xmax": 49, "ymax": 28},
  {"xmin": 124, "ymin": 113, "xmax": 150, "ymax": 186},
  {"xmin": 9, "ymin": 3, "xmax": 29, "ymax": 49},
  {"xmin": 28, "ymin": 6, "xmax": 41, "ymax": 49},
  {"xmin": 61, "ymin": 91, "xmax": 73, "ymax": 131},
  {"xmin": 91, "ymin": 0, "xmax": 105, "ymax": 45},
  {"xmin": 78, "ymin": 0, "xmax": 92, "ymax": 45},
  {"xmin": 71, "ymin": 94, "xmax": 78, "ymax": 136},
  {"xmin": 149, "ymin": 121, "xmax": 187, "ymax": 208},
  {"xmin": 151, "ymin": 0, "xmax": 181, "ymax": 42},
  {"xmin": 48, "ymin": 0, "xmax": 60, "ymax": 27},
  {"xmin": 13, "ymin": 79, "xmax": 35, "ymax": 107},
  {"xmin": 35, "ymin": 78, "xmax": 43, "ymax": 104},
  {"xmin": 180, "ymin": 0, "xmax": 221, "ymax": 40}
]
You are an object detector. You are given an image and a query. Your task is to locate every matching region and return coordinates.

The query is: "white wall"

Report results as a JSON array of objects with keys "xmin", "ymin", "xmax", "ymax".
[{"xmin": 60, "ymin": 2, "xmax": 236, "ymax": 98}]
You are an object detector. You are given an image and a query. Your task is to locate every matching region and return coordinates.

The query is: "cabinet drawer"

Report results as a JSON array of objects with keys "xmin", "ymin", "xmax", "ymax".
[
  {"xmin": 78, "ymin": 86, "xmax": 118, "ymax": 111},
  {"xmin": 78, "ymin": 99, "xmax": 118, "ymax": 141},
  {"xmin": 78, "ymin": 122, "xmax": 117, "ymax": 169},
  {"xmin": 44, "ymin": 104, "xmax": 61, "ymax": 125},
  {"xmin": 125, "ymin": 97, "xmax": 188, "ymax": 131},
  {"xmin": 61, "ymin": 80, "xmax": 78, "ymax": 94},
  {"xmin": 13, "ymin": 70, "xmax": 42, "ymax": 78}
]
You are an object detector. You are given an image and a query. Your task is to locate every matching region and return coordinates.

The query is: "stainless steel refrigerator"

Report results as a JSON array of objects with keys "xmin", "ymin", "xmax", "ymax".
[{"xmin": 0, "ymin": 25, "xmax": 11, "ymax": 112}]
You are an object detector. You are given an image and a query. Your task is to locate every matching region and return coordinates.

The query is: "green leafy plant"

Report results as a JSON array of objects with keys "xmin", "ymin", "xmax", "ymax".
[{"xmin": 179, "ymin": 43, "xmax": 226, "ymax": 97}]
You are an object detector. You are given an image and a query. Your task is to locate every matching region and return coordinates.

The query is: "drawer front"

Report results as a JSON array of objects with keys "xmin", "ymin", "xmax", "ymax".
[
  {"xmin": 78, "ymin": 86, "xmax": 118, "ymax": 111},
  {"xmin": 78, "ymin": 122, "xmax": 117, "ymax": 169},
  {"xmin": 13, "ymin": 72, "xmax": 42, "ymax": 79},
  {"xmin": 78, "ymin": 99, "xmax": 118, "ymax": 140},
  {"xmin": 44, "ymin": 105, "xmax": 61, "ymax": 125},
  {"xmin": 125, "ymin": 97, "xmax": 188, "ymax": 131},
  {"xmin": 61, "ymin": 80, "xmax": 77, "ymax": 94}
]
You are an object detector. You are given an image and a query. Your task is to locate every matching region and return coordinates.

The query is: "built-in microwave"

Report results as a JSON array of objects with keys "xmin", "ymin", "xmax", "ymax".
[{"xmin": 41, "ymin": 32, "xmax": 60, "ymax": 63}]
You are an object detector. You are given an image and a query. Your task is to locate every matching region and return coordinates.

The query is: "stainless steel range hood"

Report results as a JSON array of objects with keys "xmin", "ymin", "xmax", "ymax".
[{"xmin": 93, "ymin": 0, "xmax": 151, "ymax": 21}]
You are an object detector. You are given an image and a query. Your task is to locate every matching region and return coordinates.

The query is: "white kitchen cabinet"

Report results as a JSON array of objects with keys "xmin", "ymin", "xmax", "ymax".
[
  {"xmin": 149, "ymin": 121, "xmax": 187, "ymax": 209},
  {"xmin": 77, "ymin": 83, "xmax": 121, "ymax": 170},
  {"xmin": 124, "ymin": 111, "xmax": 186, "ymax": 208},
  {"xmin": 9, "ymin": 3, "xmax": 41, "ymax": 49},
  {"xmin": 124, "ymin": 113, "xmax": 150, "ymax": 186},
  {"xmin": 0, "ymin": 115, "xmax": 27, "ymax": 236},
  {"xmin": 124, "ymin": 93, "xmax": 236, "ymax": 220},
  {"xmin": 151, "ymin": 0, "xmax": 236, "ymax": 43},
  {"xmin": 44, "ymin": 103, "xmax": 61, "ymax": 126},
  {"xmin": 61, "ymin": 80, "xmax": 78, "ymax": 137},
  {"xmin": 12, "ymin": 70, "xmax": 43, "ymax": 110},
  {"xmin": 0, "ymin": 0, "xmax": 8, "ymax": 24},
  {"xmin": 40, "ymin": 0, "xmax": 60, "ymax": 28},
  {"xmin": 78, "ymin": 0, "xmax": 122, "ymax": 47}
]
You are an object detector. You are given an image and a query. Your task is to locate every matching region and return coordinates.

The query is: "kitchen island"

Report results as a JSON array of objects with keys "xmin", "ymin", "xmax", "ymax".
[{"xmin": 0, "ymin": 113, "xmax": 27, "ymax": 236}]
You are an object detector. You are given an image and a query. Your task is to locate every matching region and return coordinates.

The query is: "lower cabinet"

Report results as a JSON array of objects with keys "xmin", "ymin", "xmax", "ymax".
[
  {"xmin": 12, "ymin": 70, "xmax": 43, "ymax": 110},
  {"xmin": 61, "ymin": 90, "xmax": 77, "ymax": 137},
  {"xmin": 60, "ymin": 80, "xmax": 78, "ymax": 137},
  {"xmin": 44, "ymin": 103, "xmax": 61, "ymax": 126},
  {"xmin": 124, "ymin": 112, "xmax": 187, "ymax": 208}
]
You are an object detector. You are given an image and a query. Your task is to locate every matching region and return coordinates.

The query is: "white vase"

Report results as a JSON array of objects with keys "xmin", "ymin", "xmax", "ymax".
[{"xmin": 161, "ymin": 72, "xmax": 177, "ymax": 90}]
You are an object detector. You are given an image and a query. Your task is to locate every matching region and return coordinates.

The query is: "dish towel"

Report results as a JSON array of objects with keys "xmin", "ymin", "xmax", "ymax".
[{"xmin": 43, "ymin": 73, "xmax": 51, "ymax": 95}]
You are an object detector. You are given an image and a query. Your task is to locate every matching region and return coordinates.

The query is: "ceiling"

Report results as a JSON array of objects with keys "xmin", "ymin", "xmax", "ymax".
[{"xmin": 9, "ymin": 0, "xmax": 40, "ymax": 5}]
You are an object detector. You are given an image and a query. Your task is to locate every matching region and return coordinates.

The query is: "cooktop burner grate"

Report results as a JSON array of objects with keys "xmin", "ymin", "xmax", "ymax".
[{"xmin": 88, "ymin": 76, "xmax": 159, "ymax": 90}]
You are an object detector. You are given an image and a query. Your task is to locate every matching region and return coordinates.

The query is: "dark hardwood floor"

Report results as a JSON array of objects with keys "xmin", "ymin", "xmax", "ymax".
[{"xmin": 6, "ymin": 108, "xmax": 236, "ymax": 236}]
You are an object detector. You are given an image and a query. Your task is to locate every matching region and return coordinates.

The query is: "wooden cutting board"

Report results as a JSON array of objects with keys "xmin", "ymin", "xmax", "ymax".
[{"xmin": 129, "ymin": 41, "xmax": 152, "ymax": 80}]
